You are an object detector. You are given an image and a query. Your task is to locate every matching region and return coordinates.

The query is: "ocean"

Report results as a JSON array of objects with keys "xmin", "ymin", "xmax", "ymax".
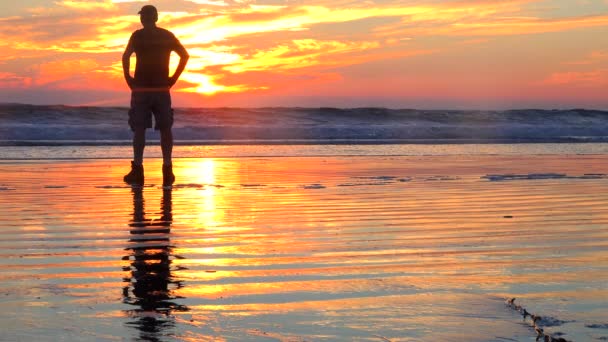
[
  {"xmin": 1, "ymin": 104, "xmax": 608, "ymax": 341},
  {"xmin": 2, "ymin": 104, "xmax": 608, "ymax": 160},
  {"xmin": 2, "ymin": 104, "xmax": 608, "ymax": 146}
]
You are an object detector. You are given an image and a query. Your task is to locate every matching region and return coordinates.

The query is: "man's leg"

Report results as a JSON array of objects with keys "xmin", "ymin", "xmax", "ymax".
[
  {"xmin": 133, "ymin": 127, "xmax": 146, "ymax": 166},
  {"xmin": 160, "ymin": 127, "xmax": 175, "ymax": 187},
  {"xmin": 124, "ymin": 127, "xmax": 146, "ymax": 185},
  {"xmin": 160, "ymin": 127, "xmax": 172, "ymax": 166},
  {"xmin": 125, "ymin": 92, "xmax": 149, "ymax": 185},
  {"xmin": 154, "ymin": 92, "xmax": 175, "ymax": 187}
]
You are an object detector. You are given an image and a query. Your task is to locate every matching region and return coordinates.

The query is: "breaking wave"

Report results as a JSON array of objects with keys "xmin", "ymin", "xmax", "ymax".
[{"xmin": 1, "ymin": 104, "xmax": 608, "ymax": 145}]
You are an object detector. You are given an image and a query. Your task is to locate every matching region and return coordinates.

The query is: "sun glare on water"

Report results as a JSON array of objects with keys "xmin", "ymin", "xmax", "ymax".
[{"xmin": 179, "ymin": 159, "xmax": 226, "ymax": 228}]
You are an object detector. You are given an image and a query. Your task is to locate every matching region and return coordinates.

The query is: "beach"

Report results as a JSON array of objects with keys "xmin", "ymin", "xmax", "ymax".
[{"xmin": 1, "ymin": 146, "xmax": 608, "ymax": 341}]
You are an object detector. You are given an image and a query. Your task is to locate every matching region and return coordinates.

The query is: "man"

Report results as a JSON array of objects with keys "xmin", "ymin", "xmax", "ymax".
[{"xmin": 122, "ymin": 5, "xmax": 189, "ymax": 187}]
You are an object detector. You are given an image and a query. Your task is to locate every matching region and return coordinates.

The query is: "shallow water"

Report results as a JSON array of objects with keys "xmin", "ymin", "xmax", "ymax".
[
  {"xmin": 1, "ymin": 152, "xmax": 608, "ymax": 341},
  {"xmin": 2, "ymin": 143, "xmax": 608, "ymax": 160}
]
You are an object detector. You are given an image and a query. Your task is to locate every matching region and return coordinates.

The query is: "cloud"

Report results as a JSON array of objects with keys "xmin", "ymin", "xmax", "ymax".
[
  {"xmin": 224, "ymin": 39, "xmax": 381, "ymax": 73},
  {"xmin": 163, "ymin": 4, "xmax": 500, "ymax": 48},
  {"xmin": 180, "ymin": 73, "xmax": 256, "ymax": 94},
  {"xmin": 178, "ymin": 39, "xmax": 387, "ymax": 94},
  {"xmin": 564, "ymin": 50, "xmax": 608, "ymax": 66},
  {"xmin": 539, "ymin": 49, "xmax": 608, "ymax": 88},
  {"xmin": 442, "ymin": 15, "xmax": 608, "ymax": 36},
  {"xmin": 541, "ymin": 69, "xmax": 608, "ymax": 86},
  {"xmin": 56, "ymin": 0, "xmax": 118, "ymax": 12},
  {"xmin": 3, "ymin": 0, "xmax": 608, "ymax": 103},
  {"xmin": 186, "ymin": 0, "xmax": 230, "ymax": 6},
  {"xmin": 32, "ymin": 59, "xmax": 99, "ymax": 85},
  {"xmin": 373, "ymin": 1, "xmax": 608, "ymax": 37},
  {"xmin": 0, "ymin": 72, "xmax": 32, "ymax": 88},
  {"xmin": 27, "ymin": 58, "xmax": 123, "ymax": 91}
]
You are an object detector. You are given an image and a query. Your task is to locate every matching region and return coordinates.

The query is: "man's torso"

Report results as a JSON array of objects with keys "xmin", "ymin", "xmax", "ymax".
[{"xmin": 132, "ymin": 27, "xmax": 178, "ymax": 88}]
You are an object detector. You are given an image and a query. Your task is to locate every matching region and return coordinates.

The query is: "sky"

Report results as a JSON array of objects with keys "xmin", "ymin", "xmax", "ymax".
[{"xmin": 1, "ymin": 0, "xmax": 608, "ymax": 109}]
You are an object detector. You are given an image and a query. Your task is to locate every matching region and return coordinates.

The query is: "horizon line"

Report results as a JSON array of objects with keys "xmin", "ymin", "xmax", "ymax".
[{"xmin": 1, "ymin": 102, "xmax": 605, "ymax": 112}]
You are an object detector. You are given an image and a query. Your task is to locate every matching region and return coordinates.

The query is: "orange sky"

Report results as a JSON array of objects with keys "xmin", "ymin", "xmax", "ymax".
[{"xmin": 1, "ymin": 0, "xmax": 608, "ymax": 108}]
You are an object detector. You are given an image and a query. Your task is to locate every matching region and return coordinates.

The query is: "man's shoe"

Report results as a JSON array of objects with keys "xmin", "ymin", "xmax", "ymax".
[
  {"xmin": 163, "ymin": 163, "xmax": 175, "ymax": 187},
  {"xmin": 124, "ymin": 161, "xmax": 144, "ymax": 185}
]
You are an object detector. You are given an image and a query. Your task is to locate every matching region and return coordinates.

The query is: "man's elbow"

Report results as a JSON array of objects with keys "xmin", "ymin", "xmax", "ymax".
[
  {"xmin": 122, "ymin": 50, "xmax": 133, "ymax": 61},
  {"xmin": 179, "ymin": 49, "xmax": 189, "ymax": 60}
]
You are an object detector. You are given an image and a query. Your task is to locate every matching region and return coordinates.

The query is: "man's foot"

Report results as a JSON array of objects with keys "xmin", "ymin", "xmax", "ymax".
[
  {"xmin": 163, "ymin": 163, "xmax": 175, "ymax": 187},
  {"xmin": 124, "ymin": 161, "xmax": 144, "ymax": 186}
]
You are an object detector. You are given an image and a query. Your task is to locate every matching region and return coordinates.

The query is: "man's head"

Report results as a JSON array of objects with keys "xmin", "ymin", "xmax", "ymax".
[{"xmin": 138, "ymin": 5, "xmax": 158, "ymax": 27}]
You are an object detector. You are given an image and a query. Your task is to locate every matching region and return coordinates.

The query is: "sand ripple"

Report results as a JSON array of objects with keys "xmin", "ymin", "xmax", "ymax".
[{"xmin": 0, "ymin": 155, "xmax": 607, "ymax": 341}]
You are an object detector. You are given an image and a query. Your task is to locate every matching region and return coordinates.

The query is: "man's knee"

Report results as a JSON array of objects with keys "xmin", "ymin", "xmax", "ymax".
[
  {"xmin": 133, "ymin": 128, "xmax": 146, "ymax": 145},
  {"xmin": 133, "ymin": 127, "xmax": 146, "ymax": 136},
  {"xmin": 160, "ymin": 127, "xmax": 173, "ymax": 141}
]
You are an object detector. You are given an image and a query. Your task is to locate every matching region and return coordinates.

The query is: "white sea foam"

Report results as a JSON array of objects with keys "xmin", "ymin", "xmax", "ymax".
[{"xmin": 482, "ymin": 173, "xmax": 608, "ymax": 181}]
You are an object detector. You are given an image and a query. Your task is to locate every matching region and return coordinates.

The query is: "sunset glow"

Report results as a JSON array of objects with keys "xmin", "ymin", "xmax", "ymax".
[{"xmin": 2, "ymin": 1, "xmax": 608, "ymax": 108}]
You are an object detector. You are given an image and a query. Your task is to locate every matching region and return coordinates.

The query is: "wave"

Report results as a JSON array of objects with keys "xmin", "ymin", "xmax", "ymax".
[{"xmin": 1, "ymin": 104, "xmax": 608, "ymax": 145}]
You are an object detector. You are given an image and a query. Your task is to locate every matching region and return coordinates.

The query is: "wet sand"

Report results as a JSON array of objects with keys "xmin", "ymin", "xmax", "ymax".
[{"xmin": 1, "ymin": 154, "xmax": 608, "ymax": 341}]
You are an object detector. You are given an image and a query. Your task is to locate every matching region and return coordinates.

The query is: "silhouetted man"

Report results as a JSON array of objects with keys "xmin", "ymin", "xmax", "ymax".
[{"xmin": 122, "ymin": 5, "xmax": 189, "ymax": 187}]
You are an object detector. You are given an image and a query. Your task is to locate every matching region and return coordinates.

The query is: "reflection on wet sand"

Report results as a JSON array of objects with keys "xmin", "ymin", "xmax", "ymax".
[
  {"xmin": 123, "ymin": 188, "xmax": 188, "ymax": 340},
  {"xmin": 1, "ymin": 155, "xmax": 608, "ymax": 341}
]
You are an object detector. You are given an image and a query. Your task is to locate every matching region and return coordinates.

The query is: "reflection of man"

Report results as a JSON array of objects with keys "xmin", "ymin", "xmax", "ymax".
[
  {"xmin": 122, "ymin": 5, "xmax": 189, "ymax": 187},
  {"xmin": 123, "ymin": 188, "xmax": 188, "ymax": 340}
]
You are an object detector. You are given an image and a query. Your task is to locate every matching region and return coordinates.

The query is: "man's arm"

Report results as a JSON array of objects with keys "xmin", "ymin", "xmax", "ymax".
[
  {"xmin": 122, "ymin": 36, "xmax": 135, "ymax": 89},
  {"xmin": 169, "ymin": 42, "xmax": 189, "ymax": 87}
]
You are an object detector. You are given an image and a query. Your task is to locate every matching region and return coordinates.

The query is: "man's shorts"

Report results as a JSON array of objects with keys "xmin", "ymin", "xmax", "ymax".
[{"xmin": 129, "ymin": 91, "xmax": 173, "ymax": 131}]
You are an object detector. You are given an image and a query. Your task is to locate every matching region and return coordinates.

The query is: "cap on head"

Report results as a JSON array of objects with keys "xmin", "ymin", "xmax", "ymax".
[
  {"xmin": 138, "ymin": 4, "xmax": 158, "ymax": 25},
  {"xmin": 138, "ymin": 5, "xmax": 158, "ymax": 16}
]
